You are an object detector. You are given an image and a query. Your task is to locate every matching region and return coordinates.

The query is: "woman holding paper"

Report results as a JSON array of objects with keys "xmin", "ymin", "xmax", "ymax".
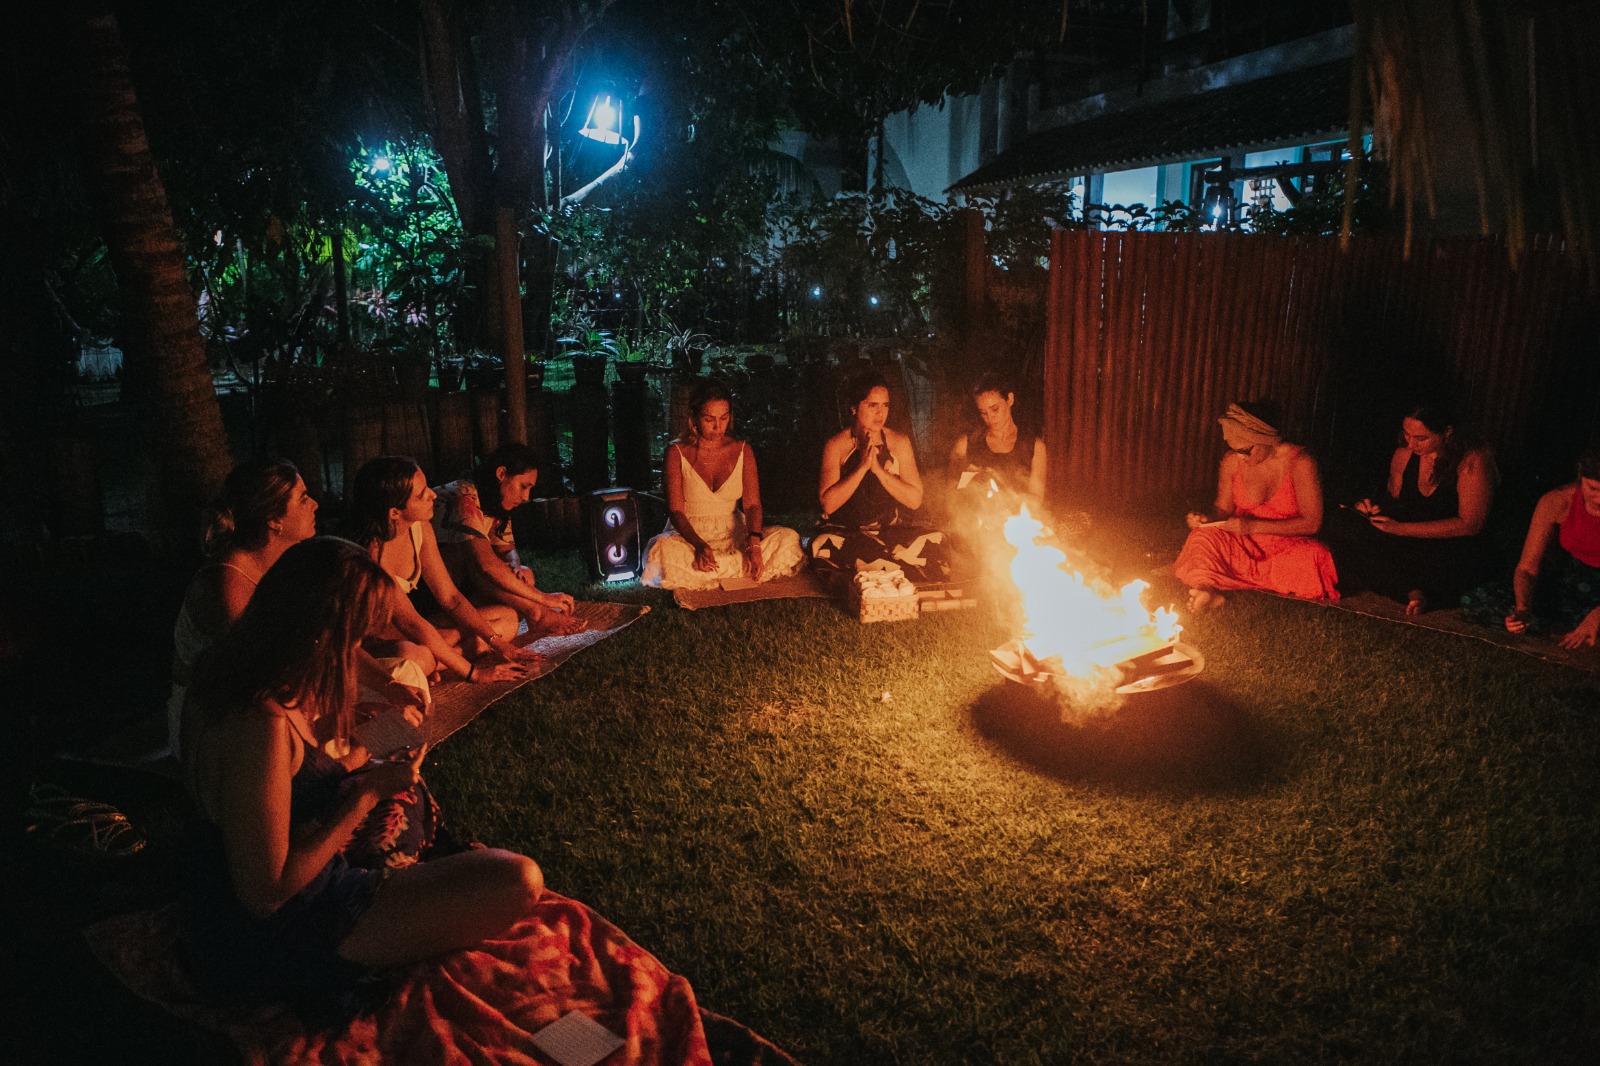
[
  {"xmin": 948, "ymin": 372, "xmax": 1047, "ymax": 509},
  {"xmin": 182, "ymin": 537, "xmax": 544, "ymax": 1010},
  {"xmin": 641, "ymin": 379, "xmax": 803, "ymax": 590}
]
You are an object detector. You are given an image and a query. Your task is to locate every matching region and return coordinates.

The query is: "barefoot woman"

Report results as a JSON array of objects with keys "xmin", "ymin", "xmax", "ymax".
[{"xmin": 1174, "ymin": 402, "xmax": 1338, "ymax": 612}]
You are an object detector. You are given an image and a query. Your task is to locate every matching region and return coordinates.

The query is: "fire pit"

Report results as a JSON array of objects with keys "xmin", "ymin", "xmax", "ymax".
[
  {"xmin": 990, "ymin": 637, "xmax": 1205, "ymax": 694},
  {"xmin": 987, "ymin": 508, "xmax": 1202, "ymax": 709}
]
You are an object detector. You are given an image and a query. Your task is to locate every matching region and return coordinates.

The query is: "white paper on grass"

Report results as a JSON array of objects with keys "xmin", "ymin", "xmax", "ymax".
[{"xmin": 529, "ymin": 1010, "xmax": 625, "ymax": 1066}]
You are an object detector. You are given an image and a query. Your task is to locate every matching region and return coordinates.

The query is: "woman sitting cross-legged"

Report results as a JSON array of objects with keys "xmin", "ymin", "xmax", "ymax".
[
  {"xmin": 642, "ymin": 379, "xmax": 803, "ymax": 589},
  {"xmin": 433, "ymin": 443, "xmax": 585, "ymax": 636},
  {"xmin": 1323, "ymin": 403, "xmax": 1497, "ymax": 615},
  {"xmin": 812, "ymin": 371, "xmax": 950, "ymax": 582},
  {"xmin": 1175, "ymin": 401, "xmax": 1339, "ymax": 612},
  {"xmin": 180, "ymin": 537, "xmax": 545, "ymax": 1012},
  {"xmin": 948, "ymin": 371, "xmax": 1047, "ymax": 512},
  {"xmin": 167, "ymin": 458, "xmax": 320, "ymax": 759},
  {"xmin": 352, "ymin": 456, "xmax": 535, "ymax": 684},
  {"xmin": 1487, "ymin": 444, "xmax": 1600, "ymax": 648}
]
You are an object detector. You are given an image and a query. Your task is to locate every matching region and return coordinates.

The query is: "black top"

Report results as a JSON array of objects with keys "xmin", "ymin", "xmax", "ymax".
[
  {"xmin": 1386, "ymin": 451, "xmax": 1459, "ymax": 524},
  {"xmin": 827, "ymin": 437, "xmax": 902, "ymax": 529},
  {"xmin": 965, "ymin": 428, "xmax": 1038, "ymax": 497}
]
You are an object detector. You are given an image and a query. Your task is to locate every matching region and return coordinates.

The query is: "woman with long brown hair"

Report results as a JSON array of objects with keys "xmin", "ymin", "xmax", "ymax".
[
  {"xmin": 351, "ymin": 456, "xmax": 533, "ymax": 683},
  {"xmin": 166, "ymin": 458, "xmax": 318, "ymax": 758},
  {"xmin": 641, "ymin": 379, "xmax": 803, "ymax": 589},
  {"xmin": 181, "ymin": 538, "xmax": 544, "ymax": 1010}
]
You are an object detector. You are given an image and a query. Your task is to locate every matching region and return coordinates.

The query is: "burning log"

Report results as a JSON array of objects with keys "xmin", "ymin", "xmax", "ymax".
[{"xmin": 989, "ymin": 638, "xmax": 1204, "ymax": 694}]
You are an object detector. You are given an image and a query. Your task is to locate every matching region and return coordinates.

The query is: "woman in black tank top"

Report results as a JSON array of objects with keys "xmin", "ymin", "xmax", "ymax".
[
  {"xmin": 1323, "ymin": 404, "xmax": 1496, "ymax": 613},
  {"xmin": 948, "ymin": 373, "xmax": 1047, "ymax": 509}
]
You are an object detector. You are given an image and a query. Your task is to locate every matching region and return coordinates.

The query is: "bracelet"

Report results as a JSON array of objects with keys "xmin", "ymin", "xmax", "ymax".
[{"xmin": 465, "ymin": 662, "xmax": 476, "ymax": 681}]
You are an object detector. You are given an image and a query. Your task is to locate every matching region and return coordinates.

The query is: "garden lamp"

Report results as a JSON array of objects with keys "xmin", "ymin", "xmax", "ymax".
[{"xmin": 580, "ymin": 96, "xmax": 624, "ymax": 146}]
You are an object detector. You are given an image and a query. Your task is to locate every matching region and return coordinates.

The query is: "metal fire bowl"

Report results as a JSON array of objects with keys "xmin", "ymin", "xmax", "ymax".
[{"xmin": 989, "ymin": 640, "xmax": 1205, "ymax": 694}]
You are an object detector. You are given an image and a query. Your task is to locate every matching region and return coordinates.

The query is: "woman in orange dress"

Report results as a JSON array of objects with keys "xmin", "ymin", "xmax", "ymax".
[{"xmin": 1174, "ymin": 402, "xmax": 1338, "ymax": 612}]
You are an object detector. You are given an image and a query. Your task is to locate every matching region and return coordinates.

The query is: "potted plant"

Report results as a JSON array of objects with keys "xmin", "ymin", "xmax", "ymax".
[
  {"xmin": 661, "ymin": 320, "xmax": 711, "ymax": 377},
  {"xmin": 393, "ymin": 344, "xmax": 433, "ymax": 400},
  {"xmin": 612, "ymin": 335, "xmax": 653, "ymax": 384},
  {"xmin": 557, "ymin": 318, "xmax": 618, "ymax": 388},
  {"xmin": 435, "ymin": 353, "xmax": 464, "ymax": 394},
  {"xmin": 464, "ymin": 351, "xmax": 503, "ymax": 392}
]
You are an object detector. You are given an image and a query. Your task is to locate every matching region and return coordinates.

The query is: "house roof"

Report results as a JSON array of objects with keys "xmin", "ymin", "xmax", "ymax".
[{"xmin": 949, "ymin": 59, "xmax": 1353, "ymax": 194}]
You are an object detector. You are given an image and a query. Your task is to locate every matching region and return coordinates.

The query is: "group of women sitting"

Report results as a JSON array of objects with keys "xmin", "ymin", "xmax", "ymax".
[
  {"xmin": 169, "ymin": 374, "xmax": 1597, "ymax": 1015},
  {"xmin": 641, "ymin": 372, "xmax": 1599, "ymax": 653},
  {"xmin": 1173, "ymin": 399, "xmax": 1600, "ymax": 649},
  {"xmin": 643, "ymin": 371, "xmax": 1045, "ymax": 588},
  {"xmin": 170, "ymin": 446, "xmax": 594, "ymax": 1010}
]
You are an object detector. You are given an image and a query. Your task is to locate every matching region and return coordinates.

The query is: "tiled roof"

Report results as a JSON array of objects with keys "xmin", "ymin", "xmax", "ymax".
[{"xmin": 949, "ymin": 59, "xmax": 1353, "ymax": 193}]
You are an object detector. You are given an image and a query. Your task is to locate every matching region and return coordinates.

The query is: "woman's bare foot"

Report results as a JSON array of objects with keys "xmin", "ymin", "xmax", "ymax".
[
  {"xmin": 1405, "ymin": 589, "xmax": 1427, "ymax": 617},
  {"xmin": 1187, "ymin": 587, "xmax": 1226, "ymax": 614}
]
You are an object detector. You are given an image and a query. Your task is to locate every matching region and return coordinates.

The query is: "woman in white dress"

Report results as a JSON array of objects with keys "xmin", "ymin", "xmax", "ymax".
[{"xmin": 642, "ymin": 380, "xmax": 803, "ymax": 590}]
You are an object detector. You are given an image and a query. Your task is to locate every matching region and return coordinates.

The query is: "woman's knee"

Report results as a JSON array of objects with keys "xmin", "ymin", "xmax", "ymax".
[
  {"xmin": 483, "ymin": 605, "xmax": 519, "ymax": 640},
  {"xmin": 396, "ymin": 641, "xmax": 437, "ymax": 675},
  {"xmin": 479, "ymin": 848, "xmax": 543, "ymax": 909}
]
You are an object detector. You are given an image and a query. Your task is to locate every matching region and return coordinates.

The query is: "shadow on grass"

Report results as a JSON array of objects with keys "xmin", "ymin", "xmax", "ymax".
[{"xmin": 968, "ymin": 678, "xmax": 1288, "ymax": 796}]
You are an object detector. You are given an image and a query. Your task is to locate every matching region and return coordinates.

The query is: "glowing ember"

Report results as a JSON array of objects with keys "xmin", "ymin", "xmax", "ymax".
[{"xmin": 991, "ymin": 506, "xmax": 1186, "ymax": 706}]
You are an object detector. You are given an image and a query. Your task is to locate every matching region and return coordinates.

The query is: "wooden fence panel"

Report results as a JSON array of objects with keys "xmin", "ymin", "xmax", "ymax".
[{"xmin": 1043, "ymin": 232, "xmax": 1599, "ymax": 511}]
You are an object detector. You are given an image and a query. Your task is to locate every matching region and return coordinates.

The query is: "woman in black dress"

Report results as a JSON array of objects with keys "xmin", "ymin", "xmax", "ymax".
[{"xmin": 1325, "ymin": 403, "xmax": 1496, "ymax": 614}]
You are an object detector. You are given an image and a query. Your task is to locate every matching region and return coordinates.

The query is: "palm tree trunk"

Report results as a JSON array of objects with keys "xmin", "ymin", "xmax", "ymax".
[{"xmin": 74, "ymin": 2, "xmax": 231, "ymax": 530}]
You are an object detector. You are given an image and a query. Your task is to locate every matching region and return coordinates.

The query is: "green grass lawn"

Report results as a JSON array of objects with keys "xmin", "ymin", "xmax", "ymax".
[{"xmin": 428, "ymin": 559, "xmax": 1600, "ymax": 1065}]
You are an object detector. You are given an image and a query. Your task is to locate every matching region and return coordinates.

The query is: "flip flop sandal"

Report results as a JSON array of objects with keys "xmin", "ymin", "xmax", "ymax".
[{"xmin": 24, "ymin": 784, "xmax": 148, "ymax": 858}]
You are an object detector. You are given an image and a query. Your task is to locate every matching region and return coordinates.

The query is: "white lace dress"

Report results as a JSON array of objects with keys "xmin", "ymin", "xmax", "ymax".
[{"xmin": 641, "ymin": 445, "xmax": 804, "ymax": 589}]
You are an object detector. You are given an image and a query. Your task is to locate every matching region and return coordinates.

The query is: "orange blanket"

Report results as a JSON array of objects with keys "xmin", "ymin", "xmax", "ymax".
[{"xmin": 84, "ymin": 892, "xmax": 780, "ymax": 1066}]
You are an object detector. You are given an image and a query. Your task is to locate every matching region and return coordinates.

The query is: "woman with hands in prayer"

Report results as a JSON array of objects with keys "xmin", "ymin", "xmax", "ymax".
[{"xmin": 812, "ymin": 372, "xmax": 949, "ymax": 581}]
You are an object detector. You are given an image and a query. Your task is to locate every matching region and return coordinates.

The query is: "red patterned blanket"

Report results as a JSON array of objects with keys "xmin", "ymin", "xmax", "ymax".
[{"xmin": 84, "ymin": 893, "xmax": 795, "ymax": 1066}]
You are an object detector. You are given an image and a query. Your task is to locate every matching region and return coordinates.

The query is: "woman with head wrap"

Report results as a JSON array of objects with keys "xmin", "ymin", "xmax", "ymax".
[{"xmin": 1174, "ymin": 402, "xmax": 1338, "ymax": 612}]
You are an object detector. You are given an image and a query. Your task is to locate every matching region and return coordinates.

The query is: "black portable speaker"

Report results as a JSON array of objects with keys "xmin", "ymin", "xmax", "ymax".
[{"xmin": 584, "ymin": 488, "xmax": 642, "ymax": 582}]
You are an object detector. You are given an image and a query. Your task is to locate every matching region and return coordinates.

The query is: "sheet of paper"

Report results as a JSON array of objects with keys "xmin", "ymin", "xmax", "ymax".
[
  {"xmin": 353, "ymin": 709, "xmax": 424, "ymax": 759},
  {"xmin": 957, "ymin": 469, "xmax": 976, "ymax": 489},
  {"xmin": 529, "ymin": 1010, "xmax": 625, "ymax": 1066},
  {"xmin": 718, "ymin": 576, "xmax": 759, "ymax": 591}
]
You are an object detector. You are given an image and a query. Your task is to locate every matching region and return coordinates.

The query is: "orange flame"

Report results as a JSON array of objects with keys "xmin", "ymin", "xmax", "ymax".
[{"xmin": 1000, "ymin": 506, "xmax": 1181, "ymax": 700}]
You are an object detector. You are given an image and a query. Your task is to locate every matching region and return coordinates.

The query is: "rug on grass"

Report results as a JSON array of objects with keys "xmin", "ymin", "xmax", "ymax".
[
  {"xmin": 426, "ymin": 600, "xmax": 650, "ymax": 744},
  {"xmin": 1314, "ymin": 591, "xmax": 1600, "ymax": 675},
  {"xmin": 671, "ymin": 573, "xmax": 830, "ymax": 611},
  {"xmin": 84, "ymin": 894, "xmax": 797, "ymax": 1066}
]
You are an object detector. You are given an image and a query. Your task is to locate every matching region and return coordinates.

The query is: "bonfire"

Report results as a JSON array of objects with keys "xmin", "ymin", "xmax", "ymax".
[{"xmin": 988, "ymin": 507, "xmax": 1201, "ymax": 715}]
